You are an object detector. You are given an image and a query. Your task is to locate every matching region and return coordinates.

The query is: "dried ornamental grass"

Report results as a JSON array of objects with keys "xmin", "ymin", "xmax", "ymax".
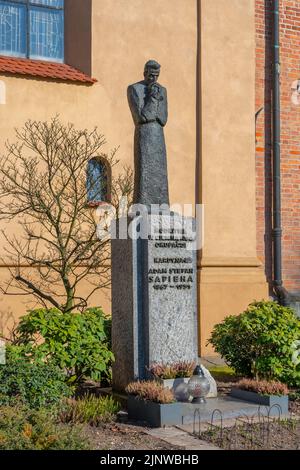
[
  {"xmin": 149, "ymin": 361, "xmax": 196, "ymax": 379},
  {"xmin": 60, "ymin": 395, "xmax": 121, "ymax": 426},
  {"xmin": 125, "ymin": 381, "xmax": 175, "ymax": 404},
  {"xmin": 236, "ymin": 379, "xmax": 289, "ymax": 396}
]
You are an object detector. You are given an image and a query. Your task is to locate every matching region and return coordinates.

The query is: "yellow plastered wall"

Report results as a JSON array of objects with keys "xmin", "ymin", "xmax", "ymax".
[{"xmin": 0, "ymin": 0, "xmax": 197, "ymax": 325}]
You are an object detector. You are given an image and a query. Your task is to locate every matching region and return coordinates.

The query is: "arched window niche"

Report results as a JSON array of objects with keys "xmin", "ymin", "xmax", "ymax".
[{"xmin": 86, "ymin": 157, "xmax": 111, "ymax": 207}]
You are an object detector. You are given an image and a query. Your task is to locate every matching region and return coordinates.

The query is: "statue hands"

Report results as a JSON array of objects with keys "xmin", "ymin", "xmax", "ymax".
[
  {"xmin": 140, "ymin": 81, "xmax": 166, "ymax": 125},
  {"xmin": 148, "ymin": 83, "xmax": 164, "ymax": 101}
]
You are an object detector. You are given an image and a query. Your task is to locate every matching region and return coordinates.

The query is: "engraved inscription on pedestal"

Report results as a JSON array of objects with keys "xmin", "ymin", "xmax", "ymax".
[
  {"xmin": 111, "ymin": 213, "xmax": 198, "ymax": 390},
  {"xmin": 145, "ymin": 214, "xmax": 198, "ymax": 366}
]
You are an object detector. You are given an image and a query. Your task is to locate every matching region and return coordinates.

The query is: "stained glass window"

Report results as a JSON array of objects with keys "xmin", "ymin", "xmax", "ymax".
[
  {"xmin": 87, "ymin": 159, "xmax": 110, "ymax": 205},
  {"xmin": 0, "ymin": 0, "xmax": 64, "ymax": 62}
]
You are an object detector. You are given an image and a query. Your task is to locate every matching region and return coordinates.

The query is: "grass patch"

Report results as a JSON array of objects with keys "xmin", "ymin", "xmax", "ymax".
[
  {"xmin": 60, "ymin": 395, "xmax": 121, "ymax": 426},
  {"xmin": 206, "ymin": 365, "xmax": 236, "ymax": 381}
]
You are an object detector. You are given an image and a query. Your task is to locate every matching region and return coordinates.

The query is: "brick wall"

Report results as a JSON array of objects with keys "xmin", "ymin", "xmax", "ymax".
[{"xmin": 255, "ymin": 0, "xmax": 300, "ymax": 293}]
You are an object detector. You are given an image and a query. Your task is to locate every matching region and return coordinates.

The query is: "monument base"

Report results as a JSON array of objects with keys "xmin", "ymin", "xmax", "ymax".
[
  {"xmin": 111, "ymin": 213, "xmax": 198, "ymax": 391},
  {"xmin": 127, "ymin": 395, "xmax": 288, "ymax": 428}
]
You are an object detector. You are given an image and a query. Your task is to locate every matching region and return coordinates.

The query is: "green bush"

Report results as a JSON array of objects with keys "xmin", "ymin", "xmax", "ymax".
[
  {"xmin": 60, "ymin": 395, "xmax": 121, "ymax": 426},
  {"xmin": 104, "ymin": 316, "xmax": 112, "ymax": 350},
  {"xmin": 15, "ymin": 307, "xmax": 114, "ymax": 384},
  {"xmin": 0, "ymin": 405, "xmax": 90, "ymax": 450},
  {"xmin": 208, "ymin": 300, "xmax": 300, "ymax": 386},
  {"xmin": 0, "ymin": 346, "xmax": 71, "ymax": 409},
  {"xmin": 289, "ymin": 390, "xmax": 300, "ymax": 401}
]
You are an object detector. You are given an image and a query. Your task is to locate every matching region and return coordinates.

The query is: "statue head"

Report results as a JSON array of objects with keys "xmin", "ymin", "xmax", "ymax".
[{"xmin": 144, "ymin": 60, "xmax": 161, "ymax": 85}]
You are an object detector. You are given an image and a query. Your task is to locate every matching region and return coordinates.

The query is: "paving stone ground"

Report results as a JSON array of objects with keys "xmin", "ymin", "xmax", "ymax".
[{"xmin": 145, "ymin": 426, "xmax": 221, "ymax": 450}]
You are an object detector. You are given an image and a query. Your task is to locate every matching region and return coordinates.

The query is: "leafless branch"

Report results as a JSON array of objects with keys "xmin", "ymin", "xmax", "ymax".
[{"xmin": 0, "ymin": 117, "xmax": 133, "ymax": 313}]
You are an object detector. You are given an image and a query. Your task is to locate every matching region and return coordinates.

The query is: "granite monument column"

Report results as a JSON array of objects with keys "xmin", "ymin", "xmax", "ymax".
[{"xmin": 111, "ymin": 61, "xmax": 198, "ymax": 391}]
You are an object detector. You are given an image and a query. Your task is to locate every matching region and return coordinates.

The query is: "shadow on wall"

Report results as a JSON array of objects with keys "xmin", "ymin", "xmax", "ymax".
[{"xmin": 0, "ymin": 309, "xmax": 16, "ymax": 340}]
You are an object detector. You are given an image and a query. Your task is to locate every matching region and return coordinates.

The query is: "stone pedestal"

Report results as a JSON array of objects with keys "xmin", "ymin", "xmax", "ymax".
[{"xmin": 111, "ymin": 212, "xmax": 198, "ymax": 391}]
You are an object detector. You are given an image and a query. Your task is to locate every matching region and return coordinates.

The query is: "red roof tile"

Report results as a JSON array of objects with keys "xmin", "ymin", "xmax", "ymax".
[{"xmin": 0, "ymin": 55, "xmax": 96, "ymax": 84}]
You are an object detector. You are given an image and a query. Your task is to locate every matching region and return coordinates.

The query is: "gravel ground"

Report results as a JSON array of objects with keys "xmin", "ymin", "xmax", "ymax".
[
  {"xmin": 199, "ymin": 419, "xmax": 300, "ymax": 450},
  {"xmin": 288, "ymin": 398, "xmax": 300, "ymax": 416},
  {"xmin": 84, "ymin": 422, "xmax": 183, "ymax": 451}
]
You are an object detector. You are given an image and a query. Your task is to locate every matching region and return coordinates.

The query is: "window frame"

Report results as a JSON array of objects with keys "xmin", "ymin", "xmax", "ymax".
[
  {"xmin": 86, "ymin": 157, "xmax": 112, "ymax": 207},
  {"xmin": 0, "ymin": 0, "xmax": 64, "ymax": 62}
]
